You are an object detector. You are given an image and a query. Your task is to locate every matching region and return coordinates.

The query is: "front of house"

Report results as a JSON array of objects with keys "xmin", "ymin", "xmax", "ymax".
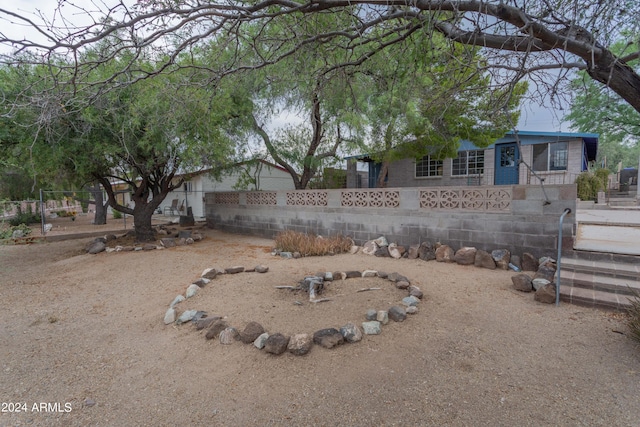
[{"xmin": 347, "ymin": 131, "xmax": 599, "ymax": 188}]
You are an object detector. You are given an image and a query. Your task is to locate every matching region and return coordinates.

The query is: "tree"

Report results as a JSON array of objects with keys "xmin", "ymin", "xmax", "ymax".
[
  {"xmin": 566, "ymin": 40, "xmax": 640, "ymax": 170},
  {"xmin": 1, "ymin": 1, "xmax": 639, "ymax": 115},
  {"xmin": 1, "ymin": 49, "xmax": 242, "ymax": 242}
]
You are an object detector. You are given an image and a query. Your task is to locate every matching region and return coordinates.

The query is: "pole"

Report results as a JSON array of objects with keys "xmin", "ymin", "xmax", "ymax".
[
  {"xmin": 39, "ymin": 189, "xmax": 45, "ymax": 236},
  {"xmin": 556, "ymin": 208, "xmax": 572, "ymax": 306}
]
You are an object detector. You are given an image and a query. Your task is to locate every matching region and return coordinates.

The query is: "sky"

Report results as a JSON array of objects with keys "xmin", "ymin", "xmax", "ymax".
[{"xmin": 0, "ymin": 0, "xmax": 571, "ymax": 133}]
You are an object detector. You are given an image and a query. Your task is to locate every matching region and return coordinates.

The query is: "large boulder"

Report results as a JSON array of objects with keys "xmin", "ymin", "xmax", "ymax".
[
  {"xmin": 418, "ymin": 242, "xmax": 436, "ymax": 261},
  {"xmin": 388, "ymin": 243, "xmax": 405, "ymax": 259},
  {"xmin": 362, "ymin": 240, "xmax": 378, "ymax": 255},
  {"xmin": 491, "ymin": 249, "xmax": 511, "ymax": 270},
  {"xmin": 435, "ymin": 245, "xmax": 455, "ymax": 263},
  {"xmin": 454, "ymin": 247, "xmax": 477, "ymax": 265},
  {"xmin": 522, "ymin": 253, "xmax": 539, "ymax": 272},
  {"xmin": 534, "ymin": 283, "xmax": 557, "ymax": 304},
  {"xmin": 474, "ymin": 250, "xmax": 496, "ymax": 269},
  {"xmin": 511, "ymin": 274, "xmax": 533, "ymax": 292}
]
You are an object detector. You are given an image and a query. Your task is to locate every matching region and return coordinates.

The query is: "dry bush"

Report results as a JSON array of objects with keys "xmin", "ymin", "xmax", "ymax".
[
  {"xmin": 274, "ymin": 230, "xmax": 353, "ymax": 256},
  {"xmin": 627, "ymin": 287, "xmax": 640, "ymax": 345}
]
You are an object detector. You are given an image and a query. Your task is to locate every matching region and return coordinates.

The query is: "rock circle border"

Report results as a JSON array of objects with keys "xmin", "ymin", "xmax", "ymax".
[{"xmin": 163, "ymin": 265, "xmax": 423, "ymax": 356}]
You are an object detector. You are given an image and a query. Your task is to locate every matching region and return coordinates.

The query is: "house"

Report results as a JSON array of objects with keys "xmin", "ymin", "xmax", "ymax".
[
  {"xmin": 346, "ymin": 131, "xmax": 599, "ymax": 188},
  {"xmin": 158, "ymin": 160, "xmax": 295, "ymax": 217}
]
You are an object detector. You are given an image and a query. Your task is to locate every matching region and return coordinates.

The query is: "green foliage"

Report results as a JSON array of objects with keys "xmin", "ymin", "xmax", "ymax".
[
  {"xmin": 566, "ymin": 39, "xmax": 640, "ymax": 171},
  {"xmin": 274, "ymin": 230, "xmax": 353, "ymax": 256},
  {"xmin": 112, "ymin": 210, "xmax": 122, "ymax": 219},
  {"xmin": 0, "ymin": 223, "xmax": 32, "ymax": 240},
  {"xmin": 626, "ymin": 287, "xmax": 640, "ymax": 345},
  {"xmin": 8, "ymin": 204, "xmax": 40, "ymax": 226},
  {"xmin": 576, "ymin": 170, "xmax": 608, "ymax": 201}
]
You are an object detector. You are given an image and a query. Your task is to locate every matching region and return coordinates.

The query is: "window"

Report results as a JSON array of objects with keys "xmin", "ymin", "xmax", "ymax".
[
  {"xmin": 415, "ymin": 156, "xmax": 443, "ymax": 177},
  {"xmin": 184, "ymin": 181, "xmax": 193, "ymax": 193},
  {"xmin": 533, "ymin": 142, "xmax": 568, "ymax": 171},
  {"xmin": 452, "ymin": 150, "xmax": 485, "ymax": 176}
]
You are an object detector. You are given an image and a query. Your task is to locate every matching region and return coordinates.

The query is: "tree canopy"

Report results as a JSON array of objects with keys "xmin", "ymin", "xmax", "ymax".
[{"xmin": 1, "ymin": 0, "xmax": 638, "ymax": 114}]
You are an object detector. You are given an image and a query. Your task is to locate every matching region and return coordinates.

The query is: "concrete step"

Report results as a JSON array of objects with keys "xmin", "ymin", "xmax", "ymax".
[{"xmin": 558, "ymin": 252, "xmax": 640, "ymax": 311}]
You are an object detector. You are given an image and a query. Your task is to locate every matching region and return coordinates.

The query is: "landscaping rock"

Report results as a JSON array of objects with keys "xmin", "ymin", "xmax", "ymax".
[
  {"xmin": 407, "ymin": 245, "xmax": 420, "ymax": 259},
  {"xmin": 362, "ymin": 270, "xmax": 377, "ymax": 278},
  {"xmin": 435, "ymin": 245, "xmax": 455, "ymax": 263},
  {"xmin": 192, "ymin": 278, "xmax": 210, "ymax": 288},
  {"xmin": 395, "ymin": 280, "xmax": 410, "ymax": 290},
  {"xmin": 86, "ymin": 240, "xmax": 106, "ymax": 254},
  {"xmin": 491, "ymin": 249, "xmax": 511, "ymax": 270},
  {"xmin": 169, "ymin": 295, "xmax": 185, "ymax": 308},
  {"xmin": 474, "ymin": 250, "xmax": 496, "ymax": 270},
  {"xmin": 402, "ymin": 296, "xmax": 420, "ymax": 307},
  {"xmin": 288, "ymin": 334, "xmax": 313, "ymax": 355},
  {"xmin": 522, "ymin": 253, "xmax": 539, "ymax": 271},
  {"xmin": 254, "ymin": 333, "xmax": 269, "ymax": 349},
  {"xmin": 340, "ymin": 323, "xmax": 363, "ymax": 343},
  {"xmin": 408, "ymin": 285, "xmax": 423, "ymax": 299},
  {"xmin": 255, "ymin": 265, "xmax": 269, "ymax": 273},
  {"xmin": 373, "ymin": 236, "xmax": 389, "ymax": 247},
  {"xmin": 292, "ymin": 252, "xmax": 301, "ymax": 259},
  {"xmin": 176, "ymin": 309, "xmax": 198, "ymax": 325},
  {"xmin": 532, "ymin": 278, "xmax": 551, "ymax": 291},
  {"xmin": 313, "ymin": 328, "xmax": 344, "ymax": 349},
  {"xmin": 185, "ymin": 284, "xmax": 200, "ymax": 298},
  {"xmin": 406, "ymin": 306, "xmax": 418, "ymax": 315},
  {"xmin": 418, "ymin": 241, "xmax": 436, "ymax": 261},
  {"xmin": 374, "ymin": 247, "xmax": 390, "ymax": 257},
  {"xmin": 161, "ymin": 238, "xmax": 176, "ymax": 248},
  {"xmin": 142, "ymin": 243, "xmax": 157, "ymax": 251},
  {"xmin": 388, "ymin": 306, "xmax": 407, "ymax": 322},
  {"xmin": 225, "ymin": 266, "xmax": 245, "ymax": 274},
  {"xmin": 387, "ymin": 272, "xmax": 409, "ymax": 283},
  {"xmin": 535, "ymin": 283, "xmax": 557, "ymax": 304},
  {"xmin": 239, "ymin": 321, "xmax": 265, "ymax": 344},
  {"xmin": 365, "ymin": 309, "xmax": 377, "ymax": 321},
  {"xmin": 534, "ymin": 265, "xmax": 557, "ymax": 282},
  {"xmin": 163, "ymin": 308, "xmax": 176, "ymax": 325},
  {"xmin": 349, "ymin": 245, "xmax": 360, "ymax": 254},
  {"xmin": 280, "ymin": 252, "xmax": 293, "ymax": 259},
  {"xmin": 219, "ymin": 327, "xmax": 239, "ymax": 345},
  {"xmin": 264, "ymin": 333, "xmax": 290, "ymax": 355},
  {"xmin": 376, "ymin": 310, "xmax": 389, "ymax": 325},
  {"xmin": 362, "ymin": 321, "xmax": 381, "ymax": 335},
  {"xmin": 454, "ymin": 247, "xmax": 477, "ymax": 265},
  {"xmin": 377, "ymin": 271, "xmax": 389, "ymax": 279},
  {"xmin": 205, "ymin": 319, "xmax": 229, "ymax": 340},
  {"xmin": 388, "ymin": 243, "xmax": 405, "ymax": 259},
  {"xmin": 195, "ymin": 316, "xmax": 221, "ymax": 330},
  {"xmin": 362, "ymin": 240, "xmax": 378, "ymax": 255},
  {"xmin": 511, "ymin": 274, "xmax": 533, "ymax": 292},
  {"xmin": 345, "ymin": 271, "xmax": 362, "ymax": 279}
]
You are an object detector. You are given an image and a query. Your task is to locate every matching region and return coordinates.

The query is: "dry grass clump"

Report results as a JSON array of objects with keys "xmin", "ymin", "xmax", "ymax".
[
  {"xmin": 274, "ymin": 230, "xmax": 353, "ymax": 256},
  {"xmin": 626, "ymin": 287, "xmax": 640, "ymax": 345}
]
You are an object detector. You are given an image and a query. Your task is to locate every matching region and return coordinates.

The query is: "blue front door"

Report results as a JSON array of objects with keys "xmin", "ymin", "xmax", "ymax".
[{"xmin": 494, "ymin": 143, "xmax": 519, "ymax": 185}]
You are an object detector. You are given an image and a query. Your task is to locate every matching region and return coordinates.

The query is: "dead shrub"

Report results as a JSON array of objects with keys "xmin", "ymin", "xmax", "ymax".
[
  {"xmin": 274, "ymin": 230, "xmax": 353, "ymax": 257},
  {"xmin": 626, "ymin": 287, "xmax": 640, "ymax": 345}
]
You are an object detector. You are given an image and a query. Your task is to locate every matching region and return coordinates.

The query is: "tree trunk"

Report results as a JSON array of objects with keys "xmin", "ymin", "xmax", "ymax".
[
  {"xmin": 376, "ymin": 161, "xmax": 389, "ymax": 188},
  {"xmin": 88, "ymin": 184, "xmax": 108, "ymax": 225},
  {"xmin": 132, "ymin": 205, "xmax": 157, "ymax": 243}
]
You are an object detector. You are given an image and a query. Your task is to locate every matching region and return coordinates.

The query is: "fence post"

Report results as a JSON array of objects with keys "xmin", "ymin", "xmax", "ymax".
[{"xmin": 40, "ymin": 189, "xmax": 46, "ymax": 235}]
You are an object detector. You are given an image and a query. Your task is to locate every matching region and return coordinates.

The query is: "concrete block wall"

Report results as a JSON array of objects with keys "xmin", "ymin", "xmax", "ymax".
[{"xmin": 205, "ymin": 185, "xmax": 577, "ymax": 259}]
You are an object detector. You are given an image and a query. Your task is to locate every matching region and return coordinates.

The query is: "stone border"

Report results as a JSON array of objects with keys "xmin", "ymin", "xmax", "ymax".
[{"xmin": 163, "ymin": 266, "xmax": 423, "ymax": 356}]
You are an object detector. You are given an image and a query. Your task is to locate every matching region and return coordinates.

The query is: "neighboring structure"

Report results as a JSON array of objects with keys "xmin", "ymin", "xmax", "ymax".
[
  {"xmin": 346, "ymin": 131, "xmax": 599, "ymax": 188},
  {"xmin": 158, "ymin": 160, "xmax": 295, "ymax": 217}
]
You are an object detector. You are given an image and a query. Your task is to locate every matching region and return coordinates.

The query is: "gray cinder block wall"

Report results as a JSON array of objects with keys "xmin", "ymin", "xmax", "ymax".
[{"xmin": 205, "ymin": 185, "xmax": 577, "ymax": 259}]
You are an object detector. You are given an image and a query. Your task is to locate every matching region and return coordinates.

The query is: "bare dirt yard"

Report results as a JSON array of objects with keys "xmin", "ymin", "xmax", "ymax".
[{"xmin": 1, "ymin": 213, "xmax": 639, "ymax": 426}]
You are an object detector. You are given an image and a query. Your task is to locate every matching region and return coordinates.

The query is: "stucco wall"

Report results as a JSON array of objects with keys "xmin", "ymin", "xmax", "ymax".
[{"xmin": 205, "ymin": 185, "xmax": 577, "ymax": 258}]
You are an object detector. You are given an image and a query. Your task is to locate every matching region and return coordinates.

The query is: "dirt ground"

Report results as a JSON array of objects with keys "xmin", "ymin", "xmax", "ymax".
[{"xmin": 1, "ymin": 213, "xmax": 639, "ymax": 426}]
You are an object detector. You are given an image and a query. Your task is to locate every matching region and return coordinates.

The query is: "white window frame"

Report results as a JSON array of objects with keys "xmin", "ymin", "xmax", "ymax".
[
  {"xmin": 415, "ymin": 156, "xmax": 443, "ymax": 178},
  {"xmin": 452, "ymin": 150, "xmax": 485, "ymax": 176}
]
